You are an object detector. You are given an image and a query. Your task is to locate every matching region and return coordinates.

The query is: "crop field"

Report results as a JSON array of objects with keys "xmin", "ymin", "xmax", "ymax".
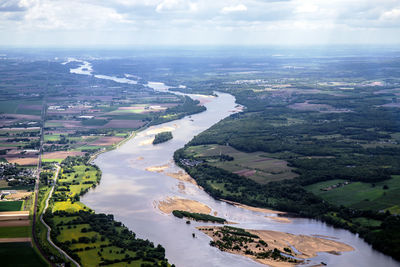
[
  {"xmin": 0, "ymin": 201, "xmax": 24, "ymax": 211},
  {"xmin": 0, "ymin": 242, "xmax": 46, "ymax": 267},
  {"xmin": 43, "ymin": 151, "xmax": 84, "ymax": 160},
  {"xmin": 102, "ymin": 119, "xmax": 145, "ymax": 129},
  {"xmin": 0, "ymin": 225, "xmax": 30, "ymax": 238},
  {"xmin": 185, "ymin": 145, "xmax": 297, "ymax": 184},
  {"xmin": 0, "ymin": 100, "xmax": 43, "ymax": 115},
  {"xmin": 44, "ymin": 134, "xmax": 61, "ymax": 141},
  {"xmin": 305, "ymin": 176, "xmax": 400, "ymax": 214}
]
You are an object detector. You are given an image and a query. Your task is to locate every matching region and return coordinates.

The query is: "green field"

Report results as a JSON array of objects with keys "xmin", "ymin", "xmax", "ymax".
[
  {"xmin": 0, "ymin": 242, "xmax": 46, "ymax": 267},
  {"xmin": 0, "ymin": 200, "xmax": 23, "ymax": 211},
  {"xmin": 44, "ymin": 122, "xmax": 63, "ymax": 127},
  {"xmin": 75, "ymin": 145, "xmax": 104, "ymax": 151},
  {"xmin": 42, "ymin": 158, "xmax": 63, "ymax": 163},
  {"xmin": 0, "ymin": 100, "xmax": 21, "ymax": 113},
  {"xmin": 44, "ymin": 134, "xmax": 61, "ymax": 142},
  {"xmin": 0, "ymin": 100, "xmax": 42, "ymax": 115},
  {"xmin": 305, "ymin": 176, "xmax": 400, "ymax": 213},
  {"xmin": 185, "ymin": 145, "xmax": 297, "ymax": 184},
  {"xmin": 81, "ymin": 119, "xmax": 108, "ymax": 126},
  {"xmin": 0, "ymin": 226, "xmax": 30, "ymax": 238}
]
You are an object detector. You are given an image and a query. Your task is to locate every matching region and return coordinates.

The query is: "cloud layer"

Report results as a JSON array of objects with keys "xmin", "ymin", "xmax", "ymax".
[{"xmin": 1, "ymin": 0, "xmax": 399, "ymax": 46}]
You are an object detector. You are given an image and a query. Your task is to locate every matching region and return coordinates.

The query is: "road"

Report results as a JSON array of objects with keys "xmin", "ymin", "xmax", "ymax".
[{"xmin": 31, "ymin": 101, "xmax": 50, "ymax": 264}]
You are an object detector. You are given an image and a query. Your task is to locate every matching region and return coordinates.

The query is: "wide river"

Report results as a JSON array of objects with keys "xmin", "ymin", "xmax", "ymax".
[{"xmin": 67, "ymin": 60, "xmax": 399, "ymax": 267}]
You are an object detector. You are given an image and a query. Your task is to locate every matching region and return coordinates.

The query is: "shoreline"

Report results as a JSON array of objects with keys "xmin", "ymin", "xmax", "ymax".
[{"xmin": 221, "ymin": 199, "xmax": 287, "ymax": 215}]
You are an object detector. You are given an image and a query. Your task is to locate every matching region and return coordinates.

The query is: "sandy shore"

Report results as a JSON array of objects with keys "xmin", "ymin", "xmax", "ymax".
[
  {"xmin": 165, "ymin": 170, "xmax": 197, "ymax": 185},
  {"xmin": 198, "ymin": 226, "xmax": 354, "ymax": 267},
  {"xmin": 221, "ymin": 199, "xmax": 286, "ymax": 214},
  {"xmin": 146, "ymin": 126, "xmax": 175, "ymax": 136},
  {"xmin": 157, "ymin": 197, "xmax": 211, "ymax": 214},
  {"xmin": 146, "ymin": 163, "xmax": 198, "ymax": 185},
  {"xmin": 265, "ymin": 216, "xmax": 291, "ymax": 223},
  {"xmin": 145, "ymin": 164, "xmax": 170, "ymax": 172},
  {"xmin": 139, "ymin": 137, "xmax": 154, "ymax": 146}
]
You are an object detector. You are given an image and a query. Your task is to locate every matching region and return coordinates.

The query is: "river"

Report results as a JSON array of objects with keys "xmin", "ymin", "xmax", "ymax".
[{"xmin": 66, "ymin": 59, "xmax": 399, "ymax": 267}]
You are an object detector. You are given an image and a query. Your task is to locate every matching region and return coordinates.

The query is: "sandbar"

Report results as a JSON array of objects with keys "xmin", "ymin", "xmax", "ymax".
[
  {"xmin": 221, "ymin": 199, "xmax": 285, "ymax": 214},
  {"xmin": 139, "ymin": 137, "xmax": 154, "ymax": 146},
  {"xmin": 165, "ymin": 170, "xmax": 197, "ymax": 185},
  {"xmin": 265, "ymin": 216, "xmax": 292, "ymax": 223},
  {"xmin": 157, "ymin": 197, "xmax": 211, "ymax": 214},
  {"xmin": 198, "ymin": 227, "xmax": 353, "ymax": 267},
  {"xmin": 145, "ymin": 163, "xmax": 170, "ymax": 172},
  {"xmin": 146, "ymin": 126, "xmax": 175, "ymax": 136}
]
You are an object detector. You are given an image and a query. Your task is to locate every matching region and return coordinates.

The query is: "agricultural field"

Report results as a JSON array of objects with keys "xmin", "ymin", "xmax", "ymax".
[
  {"xmin": 0, "ymin": 225, "xmax": 30, "ymax": 238},
  {"xmin": 184, "ymin": 145, "xmax": 297, "ymax": 184},
  {"xmin": 44, "ymin": 156, "xmax": 170, "ymax": 266},
  {"xmin": 306, "ymin": 176, "xmax": 400, "ymax": 214},
  {"xmin": 0, "ymin": 201, "xmax": 23, "ymax": 211},
  {"xmin": 0, "ymin": 242, "xmax": 46, "ymax": 267}
]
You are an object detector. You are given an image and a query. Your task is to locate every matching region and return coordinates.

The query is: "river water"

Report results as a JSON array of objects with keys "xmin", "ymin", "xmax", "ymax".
[{"xmin": 66, "ymin": 60, "xmax": 399, "ymax": 267}]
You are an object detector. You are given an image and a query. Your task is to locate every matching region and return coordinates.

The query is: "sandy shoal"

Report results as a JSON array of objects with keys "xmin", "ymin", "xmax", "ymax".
[
  {"xmin": 198, "ymin": 227, "xmax": 353, "ymax": 267},
  {"xmin": 221, "ymin": 199, "xmax": 285, "ymax": 214},
  {"xmin": 157, "ymin": 197, "xmax": 211, "ymax": 214},
  {"xmin": 165, "ymin": 170, "xmax": 197, "ymax": 185},
  {"xmin": 265, "ymin": 216, "xmax": 292, "ymax": 223},
  {"xmin": 145, "ymin": 164, "xmax": 170, "ymax": 172},
  {"xmin": 146, "ymin": 126, "xmax": 175, "ymax": 136},
  {"xmin": 139, "ymin": 137, "xmax": 154, "ymax": 146},
  {"xmin": 146, "ymin": 163, "xmax": 197, "ymax": 186}
]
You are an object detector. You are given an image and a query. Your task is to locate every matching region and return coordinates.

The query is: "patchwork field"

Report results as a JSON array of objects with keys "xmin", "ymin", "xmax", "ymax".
[
  {"xmin": 305, "ymin": 176, "xmax": 400, "ymax": 214},
  {"xmin": 185, "ymin": 144, "xmax": 297, "ymax": 184}
]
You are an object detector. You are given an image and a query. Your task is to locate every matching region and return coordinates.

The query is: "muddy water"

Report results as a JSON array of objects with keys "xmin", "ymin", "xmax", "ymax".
[{"xmin": 67, "ymin": 61, "xmax": 398, "ymax": 267}]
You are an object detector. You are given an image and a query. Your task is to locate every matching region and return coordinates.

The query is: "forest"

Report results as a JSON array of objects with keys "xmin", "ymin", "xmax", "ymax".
[{"xmin": 172, "ymin": 57, "xmax": 400, "ymax": 261}]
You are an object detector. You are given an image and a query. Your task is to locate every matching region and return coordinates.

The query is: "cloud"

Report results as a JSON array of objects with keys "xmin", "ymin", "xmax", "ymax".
[
  {"xmin": 155, "ymin": 0, "xmax": 198, "ymax": 13},
  {"xmin": 381, "ymin": 8, "xmax": 400, "ymax": 20},
  {"xmin": 0, "ymin": 0, "xmax": 31, "ymax": 12},
  {"xmin": 221, "ymin": 4, "xmax": 247, "ymax": 14},
  {"xmin": 1, "ymin": 0, "xmax": 400, "ymax": 46}
]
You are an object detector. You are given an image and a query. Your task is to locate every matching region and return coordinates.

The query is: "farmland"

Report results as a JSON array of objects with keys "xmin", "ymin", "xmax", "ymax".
[
  {"xmin": 184, "ymin": 145, "xmax": 297, "ymax": 184},
  {"xmin": 306, "ymin": 176, "xmax": 400, "ymax": 214},
  {"xmin": 0, "ymin": 242, "xmax": 46, "ymax": 267},
  {"xmin": 43, "ymin": 156, "xmax": 171, "ymax": 266}
]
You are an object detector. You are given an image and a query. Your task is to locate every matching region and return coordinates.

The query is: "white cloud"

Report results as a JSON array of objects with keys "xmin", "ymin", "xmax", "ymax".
[
  {"xmin": 295, "ymin": 3, "xmax": 319, "ymax": 14},
  {"xmin": 1, "ymin": 0, "xmax": 400, "ymax": 46},
  {"xmin": 156, "ymin": 0, "xmax": 198, "ymax": 13},
  {"xmin": 221, "ymin": 4, "xmax": 247, "ymax": 14},
  {"xmin": 381, "ymin": 8, "xmax": 400, "ymax": 20}
]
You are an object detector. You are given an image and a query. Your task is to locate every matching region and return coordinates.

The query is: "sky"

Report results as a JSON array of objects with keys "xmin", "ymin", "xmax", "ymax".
[{"xmin": 1, "ymin": 0, "xmax": 400, "ymax": 47}]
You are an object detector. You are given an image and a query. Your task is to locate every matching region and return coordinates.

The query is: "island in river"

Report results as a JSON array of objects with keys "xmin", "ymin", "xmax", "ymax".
[
  {"xmin": 199, "ymin": 226, "xmax": 354, "ymax": 267},
  {"xmin": 153, "ymin": 131, "xmax": 173, "ymax": 145}
]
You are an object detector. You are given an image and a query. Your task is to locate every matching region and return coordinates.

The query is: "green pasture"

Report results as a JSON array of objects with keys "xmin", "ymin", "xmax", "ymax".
[{"xmin": 305, "ymin": 176, "xmax": 400, "ymax": 213}]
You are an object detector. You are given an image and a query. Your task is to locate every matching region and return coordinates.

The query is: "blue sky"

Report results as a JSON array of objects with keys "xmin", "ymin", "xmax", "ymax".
[{"xmin": 1, "ymin": 0, "xmax": 400, "ymax": 47}]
